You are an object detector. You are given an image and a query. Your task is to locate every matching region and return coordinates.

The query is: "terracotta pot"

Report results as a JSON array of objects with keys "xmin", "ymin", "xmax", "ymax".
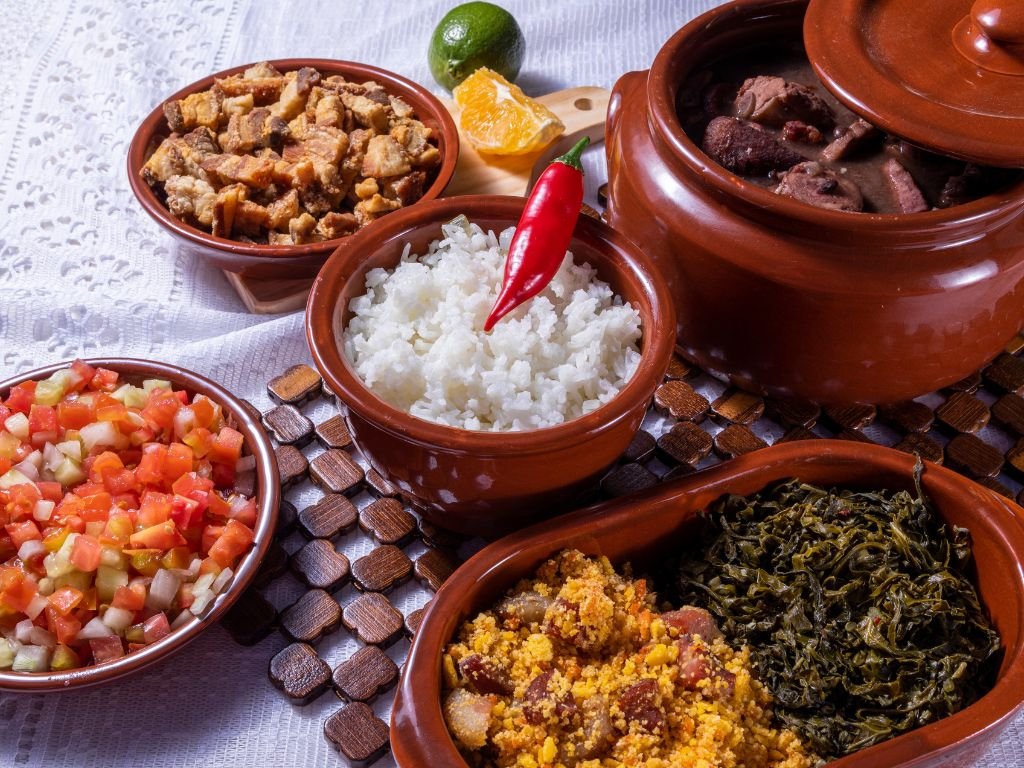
[
  {"xmin": 0, "ymin": 359, "xmax": 279, "ymax": 692},
  {"xmin": 605, "ymin": 0, "xmax": 1024, "ymax": 405},
  {"xmin": 127, "ymin": 59, "xmax": 459, "ymax": 279},
  {"xmin": 392, "ymin": 441, "xmax": 1024, "ymax": 768},
  {"xmin": 306, "ymin": 195, "xmax": 675, "ymax": 537}
]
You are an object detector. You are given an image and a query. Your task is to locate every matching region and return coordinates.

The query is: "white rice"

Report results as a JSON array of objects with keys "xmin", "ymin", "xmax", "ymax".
[{"xmin": 342, "ymin": 218, "xmax": 642, "ymax": 431}]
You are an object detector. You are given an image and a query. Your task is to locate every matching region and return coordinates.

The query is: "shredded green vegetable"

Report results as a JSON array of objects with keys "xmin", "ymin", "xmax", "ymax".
[{"xmin": 662, "ymin": 476, "xmax": 1001, "ymax": 759}]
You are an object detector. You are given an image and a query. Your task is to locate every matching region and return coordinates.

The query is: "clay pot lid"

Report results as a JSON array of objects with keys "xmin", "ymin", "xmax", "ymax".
[{"xmin": 805, "ymin": 0, "xmax": 1024, "ymax": 168}]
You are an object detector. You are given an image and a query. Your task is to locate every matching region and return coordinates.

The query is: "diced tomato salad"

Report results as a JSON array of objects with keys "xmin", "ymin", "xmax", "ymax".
[{"xmin": 0, "ymin": 362, "xmax": 258, "ymax": 672}]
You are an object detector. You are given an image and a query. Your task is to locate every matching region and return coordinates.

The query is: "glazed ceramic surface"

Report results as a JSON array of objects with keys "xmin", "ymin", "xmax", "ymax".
[
  {"xmin": 0, "ymin": 359, "xmax": 280, "ymax": 692},
  {"xmin": 127, "ymin": 59, "xmax": 458, "ymax": 279},
  {"xmin": 305, "ymin": 195, "xmax": 675, "ymax": 537},
  {"xmin": 392, "ymin": 441, "xmax": 1024, "ymax": 768},
  {"xmin": 605, "ymin": 0, "xmax": 1024, "ymax": 405}
]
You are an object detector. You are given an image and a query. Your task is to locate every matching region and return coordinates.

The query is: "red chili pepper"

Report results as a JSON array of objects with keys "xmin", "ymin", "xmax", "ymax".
[{"xmin": 484, "ymin": 136, "xmax": 591, "ymax": 332}]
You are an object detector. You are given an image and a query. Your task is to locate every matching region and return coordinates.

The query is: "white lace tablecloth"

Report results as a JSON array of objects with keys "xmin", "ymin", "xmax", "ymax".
[{"xmin": 0, "ymin": 1, "xmax": 1021, "ymax": 766}]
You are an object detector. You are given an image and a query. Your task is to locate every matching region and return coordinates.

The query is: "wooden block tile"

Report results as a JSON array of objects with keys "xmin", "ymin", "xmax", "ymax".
[
  {"xmin": 936, "ymin": 392, "xmax": 990, "ymax": 434},
  {"xmin": 275, "ymin": 445, "xmax": 309, "ymax": 488},
  {"xmin": 359, "ymin": 498, "xmax": 416, "ymax": 547},
  {"xmin": 417, "ymin": 518, "xmax": 464, "ymax": 551},
  {"xmin": 984, "ymin": 353, "xmax": 1024, "ymax": 395},
  {"xmin": 597, "ymin": 182, "xmax": 609, "ymax": 208},
  {"xmin": 894, "ymin": 432, "xmax": 944, "ymax": 464},
  {"xmin": 365, "ymin": 468, "xmax": 399, "ymax": 498},
  {"xmin": 710, "ymin": 389, "xmax": 764, "ymax": 425},
  {"xmin": 291, "ymin": 539, "xmax": 351, "ymax": 592},
  {"xmin": 262, "ymin": 404, "xmax": 314, "ymax": 447},
  {"xmin": 332, "ymin": 645, "xmax": 399, "ymax": 703},
  {"xmin": 824, "ymin": 404, "xmax": 876, "ymax": 431},
  {"xmin": 713, "ymin": 424, "xmax": 767, "ymax": 459},
  {"xmin": 222, "ymin": 588, "xmax": 277, "ymax": 646},
  {"xmin": 310, "ymin": 449, "xmax": 365, "ymax": 495},
  {"xmin": 992, "ymin": 393, "xmax": 1024, "ymax": 436},
  {"xmin": 946, "ymin": 371, "xmax": 982, "ymax": 393},
  {"xmin": 342, "ymin": 592, "xmax": 404, "ymax": 647},
  {"xmin": 653, "ymin": 380, "xmax": 709, "ymax": 422},
  {"xmin": 776, "ymin": 425, "xmax": 819, "ymax": 443},
  {"xmin": 835, "ymin": 428, "xmax": 875, "ymax": 444},
  {"xmin": 324, "ymin": 702, "xmax": 390, "ymax": 767},
  {"xmin": 945, "ymin": 433, "xmax": 1002, "ymax": 478},
  {"xmin": 299, "ymin": 494, "xmax": 358, "ymax": 541},
  {"xmin": 600, "ymin": 462, "xmax": 659, "ymax": 497},
  {"xmin": 664, "ymin": 355, "xmax": 698, "ymax": 380},
  {"xmin": 656, "ymin": 421, "xmax": 713, "ymax": 466},
  {"xmin": 268, "ymin": 364, "xmax": 322, "ymax": 406},
  {"xmin": 622, "ymin": 430, "xmax": 656, "ymax": 464},
  {"xmin": 277, "ymin": 499, "xmax": 298, "ymax": 536},
  {"xmin": 975, "ymin": 476, "xmax": 1015, "ymax": 500},
  {"xmin": 404, "ymin": 604, "xmax": 429, "ymax": 639},
  {"xmin": 280, "ymin": 589, "xmax": 342, "ymax": 644},
  {"xmin": 878, "ymin": 401, "xmax": 935, "ymax": 433},
  {"xmin": 414, "ymin": 549, "xmax": 458, "ymax": 592},
  {"xmin": 253, "ymin": 539, "xmax": 289, "ymax": 588},
  {"xmin": 269, "ymin": 642, "xmax": 332, "ymax": 705},
  {"xmin": 765, "ymin": 397, "xmax": 820, "ymax": 429},
  {"xmin": 1007, "ymin": 439, "xmax": 1024, "ymax": 475},
  {"xmin": 315, "ymin": 414, "xmax": 353, "ymax": 451},
  {"xmin": 661, "ymin": 463, "xmax": 695, "ymax": 482},
  {"xmin": 351, "ymin": 545, "xmax": 413, "ymax": 594}
]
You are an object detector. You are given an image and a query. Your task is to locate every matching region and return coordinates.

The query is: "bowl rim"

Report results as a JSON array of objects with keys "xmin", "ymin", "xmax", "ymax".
[
  {"xmin": 0, "ymin": 357, "xmax": 280, "ymax": 692},
  {"xmin": 126, "ymin": 57, "xmax": 459, "ymax": 261},
  {"xmin": 305, "ymin": 194, "xmax": 677, "ymax": 455},
  {"xmin": 391, "ymin": 441, "xmax": 1024, "ymax": 768},
  {"xmin": 646, "ymin": 0, "xmax": 1024, "ymax": 239}
]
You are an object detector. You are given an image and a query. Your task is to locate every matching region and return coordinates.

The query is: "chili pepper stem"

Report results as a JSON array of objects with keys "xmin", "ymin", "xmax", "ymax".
[{"xmin": 554, "ymin": 136, "xmax": 591, "ymax": 172}]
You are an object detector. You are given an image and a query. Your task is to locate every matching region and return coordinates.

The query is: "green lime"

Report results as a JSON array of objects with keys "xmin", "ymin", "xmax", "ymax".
[{"xmin": 428, "ymin": 1, "xmax": 526, "ymax": 91}]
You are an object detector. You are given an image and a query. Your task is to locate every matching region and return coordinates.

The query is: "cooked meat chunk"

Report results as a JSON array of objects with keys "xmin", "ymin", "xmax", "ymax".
[
  {"xmin": 883, "ymin": 158, "xmax": 929, "ymax": 213},
  {"xmin": 661, "ymin": 607, "xmax": 723, "ymax": 643},
  {"xmin": 361, "ymin": 135, "xmax": 411, "ymax": 178},
  {"xmin": 781, "ymin": 120, "xmax": 824, "ymax": 144},
  {"xmin": 820, "ymin": 118, "xmax": 880, "ymax": 163},
  {"xmin": 734, "ymin": 75, "xmax": 834, "ymax": 129},
  {"xmin": 458, "ymin": 654, "xmax": 513, "ymax": 696},
  {"xmin": 618, "ymin": 679, "xmax": 664, "ymax": 733},
  {"xmin": 141, "ymin": 63, "xmax": 439, "ymax": 244},
  {"xmin": 774, "ymin": 161, "xmax": 864, "ymax": 212},
  {"xmin": 443, "ymin": 689, "xmax": 492, "ymax": 750},
  {"xmin": 496, "ymin": 591, "xmax": 552, "ymax": 628},
  {"xmin": 702, "ymin": 117, "xmax": 804, "ymax": 176},
  {"xmin": 201, "ymin": 154, "xmax": 275, "ymax": 188},
  {"xmin": 163, "ymin": 175, "xmax": 217, "ymax": 226},
  {"xmin": 163, "ymin": 87, "xmax": 224, "ymax": 133}
]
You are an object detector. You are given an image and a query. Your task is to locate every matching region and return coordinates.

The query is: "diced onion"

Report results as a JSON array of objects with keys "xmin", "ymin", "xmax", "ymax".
[
  {"xmin": 146, "ymin": 569, "xmax": 180, "ymax": 611},
  {"xmin": 55, "ymin": 440, "xmax": 82, "ymax": 462},
  {"xmin": 53, "ymin": 458, "xmax": 86, "ymax": 487},
  {"xmin": 25, "ymin": 594, "xmax": 49, "ymax": 621},
  {"xmin": 211, "ymin": 567, "xmax": 233, "ymax": 595},
  {"xmin": 17, "ymin": 540, "xmax": 46, "ymax": 564},
  {"xmin": 0, "ymin": 639, "xmax": 15, "ymax": 669},
  {"xmin": 110, "ymin": 383, "xmax": 133, "ymax": 402},
  {"xmin": 43, "ymin": 552, "xmax": 75, "ymax": 580},
  {"xmin": 0, "ymin": 468, "xmax": 33, "ymax": 489},
  {"xmin": 43, "ymin": 443, "xmax": 64, "ymax": 472},
  {"xmin": 235, "ymin": 455, "xmax": 256, "ymax": 473},
  {"xmin": 15, "ymin": 619, "xmax": 35, "ymax": 643},
  {"xmin": 193, "ymin": 573, "xmax": 215, "ymax": 593},
  {"xmin": 101, "ymin": 606, "xmax": 135, "ymax": 633},
  {"xmin": 170, "ymin": 610, "xmax": 193, "ymax": 630},
  {"xmin": 11, "ymin": 459, "xmax": 39, "ymax": 482},
  {"xmin": 12, "ymin": 645, "xmax": 50, "ymax": 672},
  {"xmin": 3, "ymin": 413, "xmax": 29, "ymax": 440},
  {"xmin": 142, "ymin": 379, "xmax": 171, "ymax": 394},
  {"xmin": 189, "ymin": 589, "xmax": 214, "ymax": 616},
  {"xmin": 36, "ymin": 578, "xmax": 54, "ymax": 597},
  {"xmin": 173, "ymin": 408, "xmax": 196, "ymax": 439},
  {"xmin": 76, "ymin": 617, "xmax": 115, "ymax": 640},
  {"xmin": 80, "ymin": 421, "xmax": 118, "ymax": 453},
  {"xmin": 28, "ymin": 626, "xmax": 56, "ymax": 648},
  {"xmin": 33, "ymin": 499, "xmax": 55, "ymax": 521}
]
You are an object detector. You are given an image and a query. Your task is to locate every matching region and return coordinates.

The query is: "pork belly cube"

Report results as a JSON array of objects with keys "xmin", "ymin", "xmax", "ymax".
[
  {"xmin": 266, "ymin": 189, "xmax": 300, "ymax": 230},
  {"xmin": 381, "ymin": 171, "xmax": 426, "ymax": 206},
  {"xmin": 141, "ymin": 137, "xmax": 187, "ymax": 185},
  {"xmin": 164, "ymin": 174, "xmax": 217, "ymax": 226},
  {"xmin": 212, "ymin": 184, "xmax": 249, "ymax": 238},
  {"xmin": 774, "ymin": 161, "xmax": 864, "ymax": 212},
  {"xmin": 163, "ymin": 87, "xmax": 225, "ymax": 133},
  {"xmin": 288, "ymin": 212, "xmax": 318, "ymax": 244},
  {"xmin": 820, "ymin": 118, "xmax": 880, "ymax": 163},
  {"xmin": 272, "ymin": 68, "xmax": 321, "ymax": 121},
  {"xmin": 734, "ymin": 75, "xmax": 834, "ymax": 129},
  {"xmin": 361, "ymin": 135, "xmax": 411, "ymax": 178},
  {"xmin": 221, "ymin": 107, "xmax": 289, "ymax": 154},
  {"xmin": 316, "ymin": 212, "xmax": 359, "ymax": 240},
  {"xmin": 200, "ymin": 154, "xmax": 275, "ymax": 189},
  {"xmin": 314, "ymin": 93, "xmax": 345, "ymax": 128},
  {"xmin": 341, "ymin": 92, "xmax": 389, "ymax": 133},
  {"xmin": 244, "ymin": 61, "xmax": 282, "ymax": 79},
  {"xmin": 222, "ymin": 93, "xmax": 255, "ymax": 119},
  {"xmin": 354, "ymin": 193, "xmax": 400, "ymax": 226},
  {"xmin": 883, "ymin": 158, "xmax": 929, "ymax": 213}
]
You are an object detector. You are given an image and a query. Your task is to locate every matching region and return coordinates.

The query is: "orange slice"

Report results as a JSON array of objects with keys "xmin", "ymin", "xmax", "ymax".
[{"xmin": 452, "ymin": 67, "xmax": 565, "ymax": 156}]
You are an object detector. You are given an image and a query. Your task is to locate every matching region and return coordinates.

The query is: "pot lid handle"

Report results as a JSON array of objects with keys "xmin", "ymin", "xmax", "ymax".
[{"xmin": 953, "ymin": 0, "xmax": 1024, "ymax": 75}]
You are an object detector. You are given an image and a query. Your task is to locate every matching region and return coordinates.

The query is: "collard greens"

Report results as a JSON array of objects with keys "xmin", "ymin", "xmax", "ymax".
[{"xmin": 664, "ymin": 476, "xmax": 1001, "ymax": 759}]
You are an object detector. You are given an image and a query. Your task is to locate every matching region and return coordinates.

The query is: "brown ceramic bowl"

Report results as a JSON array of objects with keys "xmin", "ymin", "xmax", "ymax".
[
  {"xmin": 605, "ymin": 0, "xmax": 1024, "ymax": 405},
  {"xmin": 0, "ymin": 359, "xmax": 279, "ymax": 692},
  {"xmin": 392, "ymin": 441, "xmax": 1024, "ymax": 768},
  {"xmin": 306, "ymin": 195, "xmax": 676, "ymax": 537},
  {"xmin": 127, "ymin": 58, "xmax": 458, "ymax": 279}
]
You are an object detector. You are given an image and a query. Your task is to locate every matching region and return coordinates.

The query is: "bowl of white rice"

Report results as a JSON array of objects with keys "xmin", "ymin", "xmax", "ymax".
[{"xmin": 307, "ymin": 195, "xmax": 675, "ymax": 536}]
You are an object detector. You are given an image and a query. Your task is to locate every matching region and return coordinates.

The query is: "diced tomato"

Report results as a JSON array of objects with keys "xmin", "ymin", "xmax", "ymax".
[
  {"xmin": 5, "ymin": 519, "xmax": 41, "ymax": 548},
  {"xmin": 7, "ymin": 484, "xmax": 42, "ymax": 521},
  {"xmin": 112, "ymin": 583, "xmax": 146, "ymax": 612},
  {"xmin": 89, "ymin": 451, "xmax": 124, "ymax": 482},
  {"xmin": 65, "ymin": 515, "xmax": 86, "ymax": 534},
  {"xmin": 207, "ymin": 519, "xmax": 255, "ymax": 568},
  {"xmin": 141, "ymin": 391, "xmax": 181, "ymax": 431},
  {"xmin": 90, "ymin": 368, "xmax": 120, "ymax": 392},
  {"xmin": 78, "ymin": 492, "xmax": 113, "ymax": 523},
  {"xmin": 0, "ymin": 457, "xmax": 11, "ymax": 476},
  {"xmin": 70, "ymin": 533, "xmax": 102, "ymax": 572},
  {"xmin": 0, "ymin": 404, "xmax": 10, "ymax": 424},
  {"xmin": 200, "ymin": 525, "xmax": 224, "ymax": 555},
  {"xmin": 228, "ymin": 497, "xmax": 257, "ymax": 528},
  {"xmin": 0, "ymin": 568, "xmax": 38, "ymax": 612},
  {"xmin": 176, "ymin": 582, "xmax": 195, "ymax": 608},
  {"xmin": 70, "ymin": 360, "xmax": 97, "ymax": 390},
  {"xmin": 36, "ymin": 481, "xmax": 63, "ymax": 503},
  {"xmin": 171, "ymin": 472, "xmax": 214, "ymax": 497},
  {"xmin": 182, "ymin": 427, "xmax": 213, "ymax": 458},
  {"xmin": 28, "ymin": 404, "xmax": 58, "ymax": 433},
  {"xmin": 96, "ymin": 402, "xmax": 129, "ymax": 423},
  {"xmin": 163, "ymin": 442, "xmax": 194, "ymax": 482},
  {"xmin": 142, "ymin": 612, "xmax": 171, "ymax": 643},
  {"xmin": 103, "ymin": 513, "xmax": 134, "ymax": 543},
  {"xmin": 135, "ymin": 444, "xmax": 167, "ymax": 486},
  {"xmin": 48, "ymin": 586, "xmax": 85, "ymax": 616},
  {"xmin": 128, "ymin": 521, "xmax": 187, "ymax": 551},
  {"xmin": 5, "ymin": 381, "xmax": 36, "ymax": 414},
  {"xmin": 89, "ymin": 636, "xmax": 125, "ymax": 663},
  {"xmin": 57, "ymin": 398, "xmax": 94, "ymax": 429},
  {"xmin": 41, "ymin": 525, "xmax": 72, "ymax": 553},
  {"xmin": 49, "ymin": 611, "xmax": 82, "ymax": 645},
  {"xmin": 208, "ymin": 427, "xmax": 244, "ymax": 466},
  {"xmin": 190, "ymin": 398, "xmax": 216, "ymax": 430},
  {"xmin": 169, "ymin": 495, "xmax": 202, "ymax": 530},
  {"xmin": 212, "ymin": 461, "xmax": 236, "ymax": 488},
  {"xmin": 102, "ymin": 468, "xmax": 138, "ymax": 496}
]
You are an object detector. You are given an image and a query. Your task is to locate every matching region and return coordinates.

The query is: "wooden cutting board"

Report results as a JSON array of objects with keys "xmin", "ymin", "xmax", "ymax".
[{"xmin": 223, "ymin": 86, "xmax": 610, "ymax": 315}]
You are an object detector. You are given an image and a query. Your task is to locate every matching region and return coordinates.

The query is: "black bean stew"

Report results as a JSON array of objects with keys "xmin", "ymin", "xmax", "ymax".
[{"xmin": 677, "ymin": 44, "xmax": 1020, "ymax": 214}]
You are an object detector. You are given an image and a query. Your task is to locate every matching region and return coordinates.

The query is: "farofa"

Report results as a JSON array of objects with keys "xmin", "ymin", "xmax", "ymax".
[{"xmin": 442, "ymin": 550, "xmax": 816, "ymax": 768}]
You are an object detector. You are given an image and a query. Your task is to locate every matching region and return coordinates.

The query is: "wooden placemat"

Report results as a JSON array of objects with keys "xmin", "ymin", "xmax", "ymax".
[{"xmin": 224, "ymin": 334, "xmax": 1024, "ymax": 766}]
